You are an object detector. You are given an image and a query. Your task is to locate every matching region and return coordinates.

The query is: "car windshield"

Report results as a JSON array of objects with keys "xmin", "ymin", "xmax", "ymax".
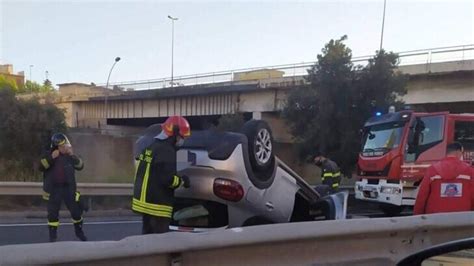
[{"xmin": 362, "ymin": 122, "xmax": 405, "ymax": 152}]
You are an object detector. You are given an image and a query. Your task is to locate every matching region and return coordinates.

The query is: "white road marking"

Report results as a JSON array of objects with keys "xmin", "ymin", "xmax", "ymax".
[
  {"xmin": 0, "ymin": 220, "xmax": 141, "ymax": 227},
  {"xmin": 0, "ymin": 221, "xmax": 226, "ymax": 233}
]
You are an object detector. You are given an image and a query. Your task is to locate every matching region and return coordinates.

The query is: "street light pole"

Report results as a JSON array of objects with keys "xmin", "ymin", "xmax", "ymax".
[
  {"xmin": 104, "ymin": 57, "xmax": 121, "ymax": 120},
  {"xmin": 29, "ymin": 65, "xmax": 34, "ymax": 82},
  {"xmin": 168, "ymin": 15, "xmax": 178, "ymax": 87},
  {"xmin": 380, "ymin": 0, "xmax": 387, "ymax": 51}
]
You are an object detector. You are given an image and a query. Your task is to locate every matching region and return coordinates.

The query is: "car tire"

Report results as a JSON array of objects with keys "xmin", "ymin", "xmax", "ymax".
[
  {"xmin": 241, "ymin": 120, "xmax": 275, "ymax": 172},
  {"xmin": 379, "ymin": 204, "xmax": 404, "ymax": 217}
]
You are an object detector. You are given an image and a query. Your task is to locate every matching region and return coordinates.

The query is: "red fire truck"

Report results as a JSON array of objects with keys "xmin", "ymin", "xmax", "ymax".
[{"xmin": 355, "ymin": 110, "xmax": 474, "ymax": 215}]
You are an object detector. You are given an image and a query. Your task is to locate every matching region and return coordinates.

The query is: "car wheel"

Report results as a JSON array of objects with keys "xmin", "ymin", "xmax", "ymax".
[{"xmin": 241, "ymin": 120, "xmax": 274, "ymax": 172}]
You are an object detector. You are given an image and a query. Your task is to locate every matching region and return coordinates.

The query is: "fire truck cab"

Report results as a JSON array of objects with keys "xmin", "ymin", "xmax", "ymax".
[{"xmin": 355, "ymin": 110, "xmax": 474, "ymax": 215}]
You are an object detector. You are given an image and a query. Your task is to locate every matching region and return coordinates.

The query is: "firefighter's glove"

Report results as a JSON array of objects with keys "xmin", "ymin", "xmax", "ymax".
[{"xmin": 181, "ymin": 175, "xmax": 191, "ymax": 188}]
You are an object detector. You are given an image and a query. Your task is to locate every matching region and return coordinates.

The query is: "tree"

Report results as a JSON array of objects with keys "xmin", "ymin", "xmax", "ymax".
[
  {"xmin": 20, "ymin": 80, "xmax": 54, "ymax": 94},
  {"xmin": 43, "ymin": 79, "xmax": 54, "ymax": 91},
  {"xmin": 0, "ymin": 75, "xmax": 19, "ymax": 92},
  {"xmin": 0, "ymin": 87, "xmax": 66, "ymax": 181},
  {"xmin": 283, "ymin": 36, "xmax": 407, "ymax": 175},
  {"xmin": 353, "ymin": 50, "xmax": 408, "ymax": 117}
]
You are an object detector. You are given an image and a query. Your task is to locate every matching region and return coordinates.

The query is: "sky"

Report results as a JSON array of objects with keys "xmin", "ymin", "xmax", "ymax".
[{"xmin": 0, "ymin": 0, "xmax": 473, "ymax": 86}]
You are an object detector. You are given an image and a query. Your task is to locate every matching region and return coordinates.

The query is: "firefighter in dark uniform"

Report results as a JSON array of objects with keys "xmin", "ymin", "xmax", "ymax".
[
  {"xmin": 39, "ymin": 133, "xmax": 87, "ymax": 242},
  {"xmin": 314, "ymin": 152, "xmax": 342, "ymax": 193},
  {"xmin": 132, "ymin": 116, "xmax": 191, "ymax": 234}
]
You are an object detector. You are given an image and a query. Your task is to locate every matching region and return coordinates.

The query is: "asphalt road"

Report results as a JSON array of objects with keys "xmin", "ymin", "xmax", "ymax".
[
  {"xmin": 0, "ymin": 219, "xmax": 142, "ymax": 246},
  {"xmin": 0, "ymin": 193, "xmax": 412, "ymax": 246},
  {"xmin": 0, "ymin": 210, "xmax": 410, "ymax": 246}
]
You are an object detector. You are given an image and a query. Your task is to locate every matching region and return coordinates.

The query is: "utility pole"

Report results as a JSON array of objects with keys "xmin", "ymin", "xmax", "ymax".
[
  {"xmin": 29, "ymin": 65, "xmax": 34, "ymax": 81},
  {"xmin": 168, "ymin": 15, "xmax": 178, "ymax": 87},
  {"xmin": 380, "ymin": 0, "xmax": 387, "ymax": 51}
]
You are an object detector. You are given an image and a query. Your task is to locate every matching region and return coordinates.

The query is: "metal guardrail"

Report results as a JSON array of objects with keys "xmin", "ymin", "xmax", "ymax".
[
  {"xmin": 101, "ymin": 44, "xmax": 474, "ymax": 90},
  {"xmin": 0, "ymin": 182, "xmax": 133, "ymax": 196},
  {"xmin": 0, "ymin": 212, "xmax": 472, "ymax": 265},
  {"xmin": 0, "ymin": 182, "xmax": 353, "ymax": 196}
]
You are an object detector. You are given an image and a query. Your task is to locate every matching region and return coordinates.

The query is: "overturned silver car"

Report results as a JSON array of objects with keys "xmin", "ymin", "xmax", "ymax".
[{"xmin": 137, "ymin": 120, "xmax": 348, "ymax": 229}]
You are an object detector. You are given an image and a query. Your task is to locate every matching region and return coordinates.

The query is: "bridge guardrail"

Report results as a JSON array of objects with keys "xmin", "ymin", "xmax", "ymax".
[{"xmin": 101, "ymin": 44, "xmax": 474, "ymax": 90}]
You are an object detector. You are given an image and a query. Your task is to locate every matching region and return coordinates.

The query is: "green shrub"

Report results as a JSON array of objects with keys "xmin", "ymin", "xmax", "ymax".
[{"xmin": 0, "ymin": 88, "xmax": 66, "ymax": 181}]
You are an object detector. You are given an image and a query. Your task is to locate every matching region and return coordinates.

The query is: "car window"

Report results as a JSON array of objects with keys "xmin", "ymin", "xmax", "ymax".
[
  {"xmin": 455, "ymin": 121, "xmax": 474, "ymax": 148},
  {"xmin": 419, "ymin": 116, "xmax": 444, "ymax": 145},
  {"xmin": 454, "ymin": 121, "xmax": 474, "ymax": 164},
  {"xmin": 405, "ymin": 115, "xmax": 445, "ymax": 162}
]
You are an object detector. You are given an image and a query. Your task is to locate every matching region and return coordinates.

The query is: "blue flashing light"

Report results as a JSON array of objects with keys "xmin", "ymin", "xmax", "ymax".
[{"xmin": 375, "ymin": 112, "xmax": 382, "ymax": 117}]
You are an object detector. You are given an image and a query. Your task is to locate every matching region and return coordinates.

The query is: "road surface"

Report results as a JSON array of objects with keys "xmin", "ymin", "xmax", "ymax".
[
  {"xmin": 0, "ymin": 210, "xmax": 411, "ymax": 246},
  {"xmin": 0, "ymin": 219, "xmax": 142, "ymax": 246}
]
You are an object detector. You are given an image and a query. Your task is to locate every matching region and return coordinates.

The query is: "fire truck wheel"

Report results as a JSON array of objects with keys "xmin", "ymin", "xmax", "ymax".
[{"xmin": 379, "ymin": 204, "xmax": 404, "ymax": 217}]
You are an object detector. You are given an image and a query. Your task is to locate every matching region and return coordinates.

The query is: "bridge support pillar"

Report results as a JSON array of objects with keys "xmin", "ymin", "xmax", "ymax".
[{"xmin": 252, "ymin": 111, "xmax": 262, "ymax": 120}]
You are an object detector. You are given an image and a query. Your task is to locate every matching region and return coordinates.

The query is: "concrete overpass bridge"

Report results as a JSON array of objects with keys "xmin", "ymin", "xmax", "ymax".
[
  {"xmin": 55, "ymin": 45, "xmax": 474, "ymax": 142},
  {"xmin": 40, "ymin": 45, "xmax": 473, "ymax": 182}
]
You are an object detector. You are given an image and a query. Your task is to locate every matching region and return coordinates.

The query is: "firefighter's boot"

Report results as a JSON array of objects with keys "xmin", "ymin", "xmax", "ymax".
[
  {"xmin": 74, "ymin": 221, "xmax": 87, "ymax": 241},
  {"xmin": 48, "ymin": 226, "xmax": 57, "ymax": 242}
]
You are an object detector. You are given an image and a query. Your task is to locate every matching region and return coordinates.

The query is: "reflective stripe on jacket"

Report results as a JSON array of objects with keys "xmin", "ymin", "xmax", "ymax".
[
  {"xmin": 39, "ymin": 151, "xmax": 84, "ymax": 194},
  {"xmin": 321, "ymin": 159, "xmax": 341, "ymax": 181},
  {"xmin": 132, "ymin": 139, "xmax": 182, "ymax": 218}
]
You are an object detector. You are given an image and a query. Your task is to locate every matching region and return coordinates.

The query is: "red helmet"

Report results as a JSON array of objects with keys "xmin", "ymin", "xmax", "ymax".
[{"xmin": 162, "ymin": 116, "xmax": 191, "ymax": 138}]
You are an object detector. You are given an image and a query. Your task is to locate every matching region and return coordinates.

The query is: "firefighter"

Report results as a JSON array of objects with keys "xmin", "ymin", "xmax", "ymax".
[
  {"xmin": 132, "ymin": 116, "xmax": 191, "ymax": 234},
  {"xmin": 414, "ymin": 142, "xmax": 473, "ymax": 215},
  {"xmin": 39, "ymin": 133, "xmax": 87, "ymax": 242},
  {"xmin": 314, "ymin": 152, "xmax": 342, "ymax": 194}
]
